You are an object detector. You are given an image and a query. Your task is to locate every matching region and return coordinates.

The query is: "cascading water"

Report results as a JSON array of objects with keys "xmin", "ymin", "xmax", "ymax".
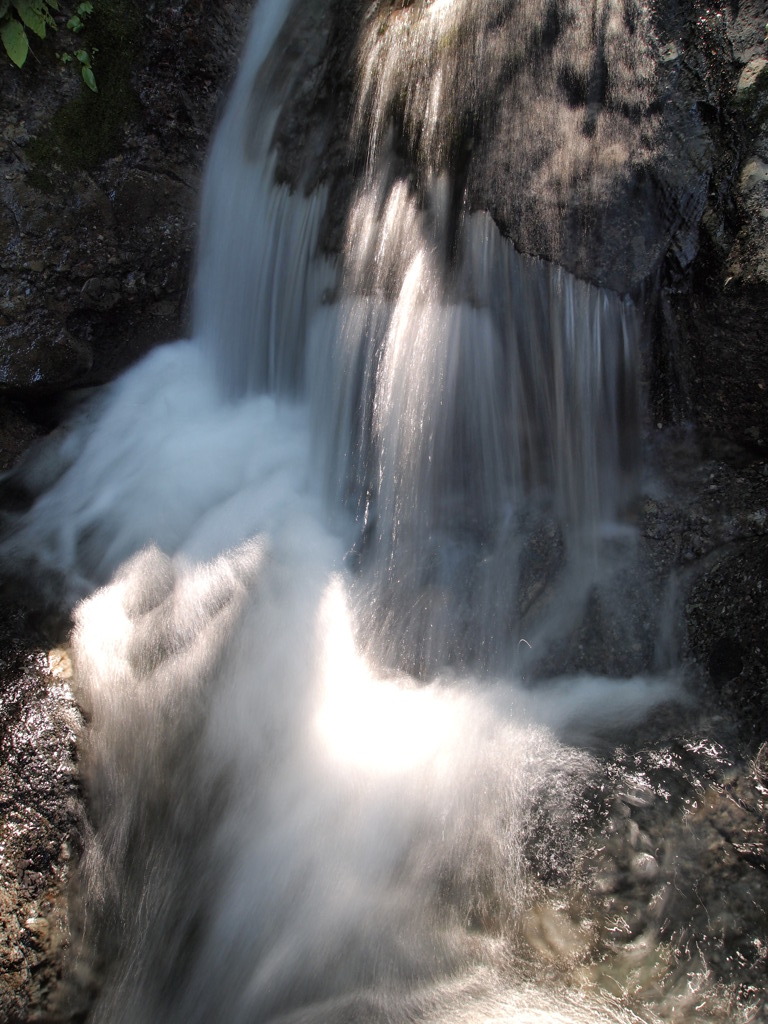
[
  {"xmin": 1, "ymin": 1, "xmax": 762, "ymax": 1022},
  {"xmin": 197, "ymin": 0, "xmax": 647, "ymax": 676}
]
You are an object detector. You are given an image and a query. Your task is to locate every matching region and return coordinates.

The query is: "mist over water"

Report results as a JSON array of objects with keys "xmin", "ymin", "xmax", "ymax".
[
  {"xmin": 0, "ymin": 0, "xmax": 703, "ymax": 1021},
  {"xmin": 24, "ymin": 336, "xmax": 668, "ymax": 1024}
]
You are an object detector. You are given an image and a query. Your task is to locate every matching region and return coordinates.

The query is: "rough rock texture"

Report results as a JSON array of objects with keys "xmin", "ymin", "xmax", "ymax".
[
  {"xmin": 654, "ymin": 2, "xmax": 768, "ymax": 444},
  {"xmin": 467, "ymin": 0, "xmax": 708, "ymax": 293},
  {"xmin": 641, "ymin": 428, "xmax": 768, "ymax": 742},
  {"xmin": 0, "ymin": 0, "xmax": 255, "ymax": 464},
  {"xmin": 0, "ymin": 618, "xmax": 86, "ymax": 1023},
  {"xmin": 654, "ymin": 5, "xmax": 768, "ymax": 765},
  {"xmin": 271, "ymin": 1, "xmax": 766, "ymax": 292}
]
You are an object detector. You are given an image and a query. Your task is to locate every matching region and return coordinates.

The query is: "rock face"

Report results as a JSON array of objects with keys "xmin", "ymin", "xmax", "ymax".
[
  {"xmin": 275, "ymin": 0, "xmax": 768, "ymax": 439},
  {"xmin": 0, "ymin": 0, "xmax": 255, "ymax": 464},
  {"xmin": 272, "ymin": 1, "xmax": 766, "ymax": 292},
  {"xmin": 656, "ymin": 2, "xmax": 768, "ymax": 453},
  {"xmin": 0, "ymin": 619, "xmax": 85, "ymax": 1022}
]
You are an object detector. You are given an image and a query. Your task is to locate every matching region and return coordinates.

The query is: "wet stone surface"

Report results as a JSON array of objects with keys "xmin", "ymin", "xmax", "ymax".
[
  {"xmin": 0, "ymin": 0, "xmax": 255, "ymax": 457},
  {"xmin": 520, "ymin": 711, "xmax": 768, "ymax": 1023},
  {"xmin": 0, "ymin": 607, "xmax": 87, "ymax": 1023},
  {"xmin": 638, "ymin": 427, "xmax": 768, "ymax": 746}
]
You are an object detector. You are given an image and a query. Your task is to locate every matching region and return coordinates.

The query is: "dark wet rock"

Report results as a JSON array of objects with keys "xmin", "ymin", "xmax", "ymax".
[
  {"xmin": 465, "ymin": 0, "xmax": 711, "ymax": 293},
  {"xmin": 517, "ymin": 518, "xmax": 565, "ymax": 623},
  {"xmin": 510, "ymin": 713, "xmax": 768, "ymax": 1018},
  {"xmin": 651, "ymin": 2, "xmax": 768, "ymax": 458},
  {"xmin": 565, "ymin": 727, "xmax": 768, "ymax": 1019},
  {"xmin": 0, "ymin": 402, "xmax": 45, "ymax": 473},
  {"xmin": 0, "ymin": 0, "xmax": 255, "ymax": 416},
  {"xmin": 676, "ymin": 766, "xmax": 768, "ymax": 1007},
  {"xmin": 672, "ymin": 282, "xmax": 768, "ymax": 455},
  {"xmin": 685, "ymin": 539, "xmax": 768, "ymax": 740},
  {"xmin": 631, "ymin": 426, "xmax": 768, "ymax": 713},
  {"xmin": 0, "ymin": 608, "xmax": 87, "ymax": 1023},
  {"xmin": 0, "ymin": 321, "xmax": 94, "ymax": 394},
  {"xmin": 79, "ymin": 278, "xmax": 122, "ymax": 313},
  {"xmin": 708, "ymin": 636, "xmax": 745, "ymax": 687}
]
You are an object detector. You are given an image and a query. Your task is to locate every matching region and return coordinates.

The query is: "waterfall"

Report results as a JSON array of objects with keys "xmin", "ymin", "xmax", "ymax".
[
  {"xmin": 196, "ymin": 0, "xmax": 647, "ymax": 676},
  {"xmin": 0, "ymin": 1, "xmax": 713, "ymax": 1022}
]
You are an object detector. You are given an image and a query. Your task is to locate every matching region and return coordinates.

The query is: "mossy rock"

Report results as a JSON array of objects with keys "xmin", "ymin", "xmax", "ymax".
[{"xmin": 26, "ymin": 0, "xmax": 143, "ymax": 182}]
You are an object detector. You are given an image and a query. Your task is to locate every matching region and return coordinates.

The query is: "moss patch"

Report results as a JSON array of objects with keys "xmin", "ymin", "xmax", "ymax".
[{"xmin": 26, "ymin": 0, "xmax": 143, "ymax": 183}]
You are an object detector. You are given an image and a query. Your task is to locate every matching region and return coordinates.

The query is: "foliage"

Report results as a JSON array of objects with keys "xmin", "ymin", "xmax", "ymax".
[
  {"xmin": 1, "ymin": 0, "xmax": 98, "ymax": 91},
  {"xmin": 0, "ymin": 0, "xmax": 57, "ymax": 68},
  {"xmin": 26, "ymin": 0, "xmax": 141, "ymax": 180}
]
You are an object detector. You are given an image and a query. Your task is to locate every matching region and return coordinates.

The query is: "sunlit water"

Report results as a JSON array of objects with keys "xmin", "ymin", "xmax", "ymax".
[
  {"xmin": 0, "ymin": 0, "xmax": 763, "ymax": 1022},
  {"xmin": 53, "ymin": 341, "xmax": 671, "ymax": 1024}
]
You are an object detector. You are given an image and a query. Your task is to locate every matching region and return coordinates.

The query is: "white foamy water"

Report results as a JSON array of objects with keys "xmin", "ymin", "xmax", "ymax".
[
  {"xmin": 0, "ymin": 0, "xmax": 688, "ymax": 1021},
  {"xmin": 0, "ymin": 331, "xmax": 674, "ymax": 1022},
  {"xmin": 58, "ymin": 349, "xmax": 669, "ymax": 1022}
]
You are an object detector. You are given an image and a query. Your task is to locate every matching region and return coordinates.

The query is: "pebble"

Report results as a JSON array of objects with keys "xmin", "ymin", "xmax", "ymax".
[
  {"xmin": 630, "ymin": 852, "xmax": 660, "ymax": 882},
  {"xmin": 24, "ymin": 917, "xmax": 49, "ymax": 942}
]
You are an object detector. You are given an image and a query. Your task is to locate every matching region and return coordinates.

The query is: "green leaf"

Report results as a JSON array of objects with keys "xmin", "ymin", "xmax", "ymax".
[
  {"xmin": 66, "ymin": 14, "xmax": 82, "ymax": 31},
  {"xmin": 77, "ymin": 1, "xmax": 92, "ymax": 13},
  {"xmin": 1, "ymin": 16, "xmax": 29, "ymax": 66},
  {"xmin": 74, "ymin": 46, "xmax": 89, "ymax": 64},
  {"xmin": 81, "ymin": 63, "xmax": 96, "ymax": 91},
  {"xmin": 0, "ymin": 0, "xmax": 11, "ymax": 18},
  {"xmin": 13, "ymin": 0, "xmax": 47, "ymax": 38}
]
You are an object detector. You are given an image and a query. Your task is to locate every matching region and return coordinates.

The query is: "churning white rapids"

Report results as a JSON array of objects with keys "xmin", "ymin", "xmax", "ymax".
[
  {"xmin": 19, "ymin": 338, "xmax": 672, "ymax": 1024},
  {"xmin": 0, "ymin": 0, "xmax": 692, "ymax": 1021}
]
